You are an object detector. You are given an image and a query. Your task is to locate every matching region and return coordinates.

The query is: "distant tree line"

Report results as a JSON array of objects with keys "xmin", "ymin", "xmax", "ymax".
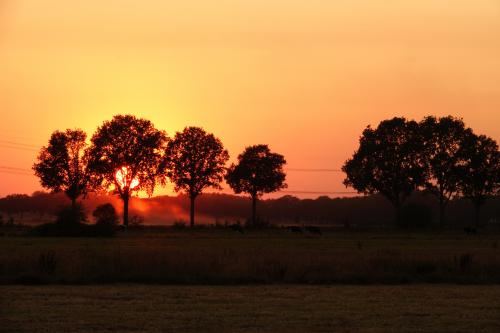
[
  {"xmin": 2, "ymin": 191, "xmax": 500, "ymax": 229},
  {"xmin": 343, "ymin": 116, "xmax": 500, "ymax": 228},
  {"xmin": 32, "ymin": 115, "xmax": 287, "ymax": 228}
]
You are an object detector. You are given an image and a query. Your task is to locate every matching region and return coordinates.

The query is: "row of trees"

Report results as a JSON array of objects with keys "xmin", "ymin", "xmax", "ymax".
[
  {"xmin": 33, "ymin": 115, "xmax": 287, "ymax": 227},
  {"xmin": 343, "ymin": 116, "xmax": 500, "ymax": 227}
]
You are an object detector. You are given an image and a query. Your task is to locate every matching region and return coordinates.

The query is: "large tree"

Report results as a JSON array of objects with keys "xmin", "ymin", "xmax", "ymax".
[
  {"xmin": 163, "ymin": 126, "xmax": 229, "ymax": 227},
  {"xmin": 33, "ymin": 129, "xmax": 93, "ymax": 209},
  {"xmin": 226, "ymin": 144, "xmax": 287, "ymax": 227},
  {"xmin": 342, "ymin": 117, "xmax": 426, "ymax": 225},
  {"xmin": 420, "ymin": 116, "xmax": 471, "ymax": 227},
  {"xmin": 459, "ymin": 132, "xmax": 500, "ymax": 227},
  {"xmin": 86, "ymin": 115, "xmax": 168, "ymax": 226}
]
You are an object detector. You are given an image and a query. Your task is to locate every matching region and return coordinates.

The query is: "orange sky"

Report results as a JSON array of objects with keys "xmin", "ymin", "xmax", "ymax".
[{"xmin": 1, "ymin": 0, "xmax": 499, "ymax": 198}]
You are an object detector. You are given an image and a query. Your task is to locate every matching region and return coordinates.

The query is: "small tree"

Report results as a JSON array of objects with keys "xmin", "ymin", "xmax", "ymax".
[
  {"xmin": 86, "ymin": 115, "xmax": 168, "ymax": 226},
  {"xmin": 420, "ymin": 116, "xmax": 471, "ymax": 227},
  {"xmin": 226, "ymin": 144, "xmax": 287, "ymax": 227},
  {"xmin": 342, "ymin": 117, "xmax": 426, "ymax": 225},
  {"xmin": 163, "ymin": 127, "xmax": 229, "ymax": 227},
  {"xmin": 459, "ymin": 133, "xmax": 500, "ymax": 227},
  {"xmin": 33, "ymin": 129, "xmax": 93, "ymax": 209},
  {"xmin": 93, "ymin": 203, "xmax": 120, "ymax": 226},
  {"xmin": 55, "ymin": 203, "xmax": 87, "ymax": 226}
]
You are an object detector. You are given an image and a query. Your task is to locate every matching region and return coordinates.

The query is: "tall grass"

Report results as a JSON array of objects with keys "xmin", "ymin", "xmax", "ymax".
[{"xmin": 1, "ymin": 230, "xmax": 500, "ymax": 284}]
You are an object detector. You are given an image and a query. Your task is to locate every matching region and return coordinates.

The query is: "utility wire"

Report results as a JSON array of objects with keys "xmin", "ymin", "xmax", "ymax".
[{"xmin": 286, "ymin": 168, "xmax": 342, "ymax": 172}]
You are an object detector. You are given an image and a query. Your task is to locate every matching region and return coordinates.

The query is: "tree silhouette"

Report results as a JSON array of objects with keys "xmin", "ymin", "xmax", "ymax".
[
  {"xmin": 33, "ymin": 129, "xmax": 93, "ymax": 209},
  {"xmin": 420, "ymin": 116, "xmax": 471, "ymax": 227},
  {"xmin": 163, "ymin": 127, "xmax": 229, "ymax": 227},
  {"xmin": 342, "ymin": 117, "xmax": 426, "ymax": 225},
  {"xmin": 86, "ymin": 115, "xmax": 168, "ymax": 226},
  {"xmin": 93, "ymin": 203, "xmax": 119, "ymax": 226},
  {"xmin": 226, "ymin": 144, "xmax": 287, "ymax": 227},
  {"xmin": 459, "ymin": 132, "xmax": 500, "ymax": 227}
]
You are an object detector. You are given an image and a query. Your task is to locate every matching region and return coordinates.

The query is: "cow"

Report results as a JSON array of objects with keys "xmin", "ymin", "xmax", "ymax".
[
  {"xmin": 304, "ymin": 226, "xmax": 322, "ymax": 235},
  {"xmin": 230, "ymin": 224, "xmax": 245, "ymax": 234},
  {"xmin": 464, "ymin": 226, "xmax": 478, "ymax": 235},
  {"xmin": 286, "ymin": 226, "xmax": 303, "ymax": 234}
]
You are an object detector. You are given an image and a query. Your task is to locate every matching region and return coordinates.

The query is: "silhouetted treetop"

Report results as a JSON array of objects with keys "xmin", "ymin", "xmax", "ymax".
[
  {"xmin": 33, "ymin": 129, "xmax": 94, "ymax": 207},
  {"xmin": 163, "ymin": 126, "xmax": 229, "ymax": 227},
  {"xmin": 86, "ymin": 114, "xmax": 168, "ymax": 226},
  {"xmin": 342, "ymin": 117, "xmax": 426, "ymax": 218},
  {"xmin": 420, "ymin": 115, "xmax": 472, "ymax": 226},
  {"xmin": 226, "ymin": 144, "xmax": 287, "ymax": 198},
  {"xmin": 164, "ymin": 126, "xmax": 229, "ymax": 196},
  {"xmin": 459, "ymin": 132, "xmax": 500, "ymax": 225},
  {"xmin": 226, "ymin": 144, "xmax": 287, "ymax": 226},
  {"xmin": 86, "ymin": 114, "xmax": 168, "ymax": 197}
]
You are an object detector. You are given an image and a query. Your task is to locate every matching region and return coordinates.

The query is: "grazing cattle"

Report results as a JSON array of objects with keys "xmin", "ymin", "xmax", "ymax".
[
  {"xmin": 287, "ymin": 226, "xmax": 303, "ymax": 233},
  {"xmin": 304, "ymin": 226, "xmax": 322, "ymax": 235},
  {"xmin": 230, "ymin": 224, "xmax": 245, "ymax": 234},
  {"xmin": 464, "ymin": 227, "xmax": 478, "ymax": 235}
]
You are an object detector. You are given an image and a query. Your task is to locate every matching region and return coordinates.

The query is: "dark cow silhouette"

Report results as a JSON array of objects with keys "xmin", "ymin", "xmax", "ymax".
[
  {"xmin": 230, "ymin": 224, "xmax": 245, "ymax": 234},
  {"xmin": 464, "ymin": 227, "xmax": 478, "ymax": 235},
  {"xmin": 286, "ymin": 226, "xmax": 303, "ymax": 233},
  {"xmin": 304, "ymin": 226, "xmax": 322, "ymax": 235}
]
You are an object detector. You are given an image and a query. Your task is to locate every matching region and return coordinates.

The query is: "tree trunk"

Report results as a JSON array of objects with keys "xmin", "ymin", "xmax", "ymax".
[
  {"xmin": 251, "ymin": 195, "xmax": 257, "ymax": 227},
  {"xmin": 439, "ymin": 196, "xmax": 446, "ymax": 229},
  {"xmin": 394, "ymin": 202, "xmax": 403, "ymax": 228},
  {"xmin": 190, "ymin": 195, "xmax": 196, "ymax": 228},
  {"xmin": 123, "ymin": 195, "xmax": 129, "ymax": 227},
  {"xmin": 475, "ymin": 203, "xmax": 481, "ymax": 228},
  {"xmin": 71, "ymin": 197, "xmax": 76, "ymax": 210}
]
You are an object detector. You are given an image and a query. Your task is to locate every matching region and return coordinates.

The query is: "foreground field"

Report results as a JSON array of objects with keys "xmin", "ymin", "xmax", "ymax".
[
  {"xmin": 2, "ymin": 285, "xmax": 500, "ymax": 332},
  {"xmin": 1, "ymin": 229, "xmax": 500, "ymax": 284}
]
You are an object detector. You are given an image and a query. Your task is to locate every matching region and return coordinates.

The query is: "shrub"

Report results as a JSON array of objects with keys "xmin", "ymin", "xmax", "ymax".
[
  {"xmin": 56, "ymin": 203, "xmax": 87, "ymax": 225},
  {"xmin": 172, "ymin": 220, "xmax": 187, "ymax": 229},
  {"xmin": 38, "ymin": 251, "xmax": 57, "ymax": 275},
  {"xmin": 129, "ymin": 215, "xmax": 144, "ymax": 227},
  {"xmin": 398, "ymin": 203, "xmax": 433, "ymax": 229},
  {"xmin": 93, "ymin": 203, "xmax": 119, "ymax": 226}
]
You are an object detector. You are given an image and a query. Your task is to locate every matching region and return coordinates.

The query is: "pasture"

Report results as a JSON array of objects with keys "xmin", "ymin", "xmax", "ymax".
[
  {"xmin": 2, "ymin": 285, "xmax": 500, "ymax": 332},
  {"xmin": 1, "ymin": 228, "xmax": 500, "ymax": 284}
]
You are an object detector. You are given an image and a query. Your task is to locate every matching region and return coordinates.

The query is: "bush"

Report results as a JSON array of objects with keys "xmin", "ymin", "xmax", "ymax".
[
  {"xmin": 398, "ymin": 203, "xmax": 433, "ymax": 229},
  {"xmin": 172, "ymin": 220, "xmax": 187, "ymax": 229},
  {"xmin": 30, "ymin": 203, "xmax": 115, "ymax": 237},
  {"xmin": 56, "ymin": 203, "xmax": 87, "ymax": 225},
  {"xmin": 129, "ymin": 215, "xmax": 144, "ymax": 227},
  {"xmin": 93, "ymin": 203, "xmax": 119, "ymax": 226}
]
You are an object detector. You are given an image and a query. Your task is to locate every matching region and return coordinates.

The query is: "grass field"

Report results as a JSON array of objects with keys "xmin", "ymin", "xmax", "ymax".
[
  {"xmin": 1, "ymin": 228, "xmax": 500, "ymax": 284},
  {"xmin": 2, "ymin": 285, "xmax": 500, "ymax": 332}
]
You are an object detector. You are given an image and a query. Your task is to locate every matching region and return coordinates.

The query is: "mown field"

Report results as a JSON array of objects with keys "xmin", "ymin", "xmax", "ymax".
[
  {"xmin": 2, "ymin": 285, "xmax": 500, "ymax": 332},
  {"xmin": 1, "ymin": 228, "xmax": 500, "ymax": 284}
]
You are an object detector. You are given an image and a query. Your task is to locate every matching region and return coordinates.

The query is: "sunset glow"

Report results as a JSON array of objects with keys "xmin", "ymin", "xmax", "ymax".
[
  {"xmin": 115, "ymin": 167, "xmax": 139, "ymax": 191},
  {"xmin": 1, "ymin": 1, "xmax": 499, "ymax": 198}
]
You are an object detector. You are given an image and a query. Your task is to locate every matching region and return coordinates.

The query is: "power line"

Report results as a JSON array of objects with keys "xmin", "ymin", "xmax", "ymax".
[
  {"xmin": 286, "ymin": 168, "xmax": 342, "ymax": 172},
  {"xmin": 0, "ymin": 140, "xmax": 39, "ymax": 148},
  {"xmin": 0, "ymin": 144, "xmax": 38, "ymax": 152},
  {"xmin": 280, "ymin": 190, "xmax": 357, "ymax": 195},
  {"xmin": 0, "ymin": 165, "xmax": 32, "ymax": 173},
  {"xmin": 0, "ymin": 170, "xmax": 32, "ymax": 176}
]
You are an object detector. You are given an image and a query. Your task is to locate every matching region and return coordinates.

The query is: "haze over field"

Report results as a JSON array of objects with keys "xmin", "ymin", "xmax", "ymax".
[{"xmin": 1, "ymin": 1, "xmax": 499, "ymax": 197}]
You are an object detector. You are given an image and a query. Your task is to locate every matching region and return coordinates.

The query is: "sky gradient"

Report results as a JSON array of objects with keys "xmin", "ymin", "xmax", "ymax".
[{"xmin": 1, "ymin": 0, "xmax": 499, "ymax": 198}]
